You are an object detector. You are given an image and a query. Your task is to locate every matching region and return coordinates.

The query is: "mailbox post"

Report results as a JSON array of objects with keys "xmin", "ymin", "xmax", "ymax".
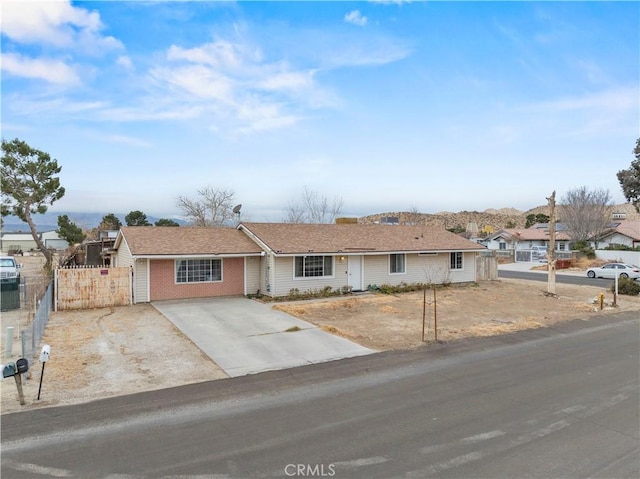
[
  {"xmin": 2, "ymin": 359, "xmax": 27, "ymax": 405},
  {"xmin": 38, "ymin": 344, "xmax": 50, "ymax": 400}
]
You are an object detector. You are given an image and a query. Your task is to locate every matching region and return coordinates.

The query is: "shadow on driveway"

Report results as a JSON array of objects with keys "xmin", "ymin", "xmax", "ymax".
[{"xmin": 153, "ymin": 297, "xmax": 374, "ymax": 377}]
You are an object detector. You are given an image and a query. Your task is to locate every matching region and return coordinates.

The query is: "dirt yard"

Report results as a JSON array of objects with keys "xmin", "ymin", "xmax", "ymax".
[
  {"xmin": 1, "ymin": 256, "xmax": 638, "ymax": 415},
  {"xmin": 274, "ymin": 279, "xmax": 639, "ymax": 350}
]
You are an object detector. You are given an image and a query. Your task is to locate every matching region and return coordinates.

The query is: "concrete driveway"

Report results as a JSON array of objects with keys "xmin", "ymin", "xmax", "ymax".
[{"xmin": 153, "ymin": 297, "xmax": 374, "ymax": 377}]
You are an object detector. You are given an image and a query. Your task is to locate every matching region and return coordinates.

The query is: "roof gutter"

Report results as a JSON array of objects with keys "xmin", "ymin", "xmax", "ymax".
[
  {"xmin": 131, "ymin": 252, "xmax": 265, "ymax": 260},
  {"xmin": 271, "ymin": 249, "xmax": 486, "ymax": 257}
]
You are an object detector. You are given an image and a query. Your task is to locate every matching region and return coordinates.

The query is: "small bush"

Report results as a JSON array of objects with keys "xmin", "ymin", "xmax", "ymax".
[
  {"xmin": 613, "ymin": 277, "xmax": 640, "ymax": 296},
  {"xmin": 280, "ymin": 286, "xmax": 343, "ymax": 301},
  {"xmin": 573, "ymin": 240, "xmax": 596, "ymax": 260},
  {"xmin": 374, "ymin": 282, "xmax": 429, "ymax": 295},
  {"xmin": 321, "ymin": 285, "xmax": 333, "ymax": 297},
  {"xmin": 604, "ymin": 243, "xmax": 640, "ymax": 251}
]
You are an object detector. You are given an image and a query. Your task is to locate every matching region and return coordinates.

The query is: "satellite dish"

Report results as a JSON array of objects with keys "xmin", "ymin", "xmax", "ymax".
[{"xmin": 232, "ymin": 204, "xmax": 242, "ymax": 214}]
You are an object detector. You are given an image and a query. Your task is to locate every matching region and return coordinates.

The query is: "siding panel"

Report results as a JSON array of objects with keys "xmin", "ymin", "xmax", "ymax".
[
  {"xmin": 271, "ymin": 256, "xmax": 347, "ymax": 297},
  {"xmin": 134, "ymin": 259, "xmax": 149, "ymax": 303},
  {"xmin": 245, "ymin": 256, "xmax": 261, "ymax": 296},
  {"xmin": 364, "ymin": 253, "xmax": 476, "ymax": 288}
]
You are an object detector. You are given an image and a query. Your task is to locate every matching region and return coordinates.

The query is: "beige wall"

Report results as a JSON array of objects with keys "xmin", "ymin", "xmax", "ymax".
[
  {"xmin": 262, "ymin": 251, "xmax": 477, "ymax": 297},
  {"xmin": 245, "ymin": 256, "xmax": 261, "ymax": 296}
]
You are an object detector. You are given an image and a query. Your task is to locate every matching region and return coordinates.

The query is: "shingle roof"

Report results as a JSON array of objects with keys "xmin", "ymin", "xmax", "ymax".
[
  {"xmin": 503, "ymin": 228, "xmax": 570, "ymax": 241},
  {"xmin": 604, "ymin": 220, "xmax": 640, "ymax": 241},
  {"xmin": 118, "ymin": 226, "xmax": 264, "ymax": 256},
  {"xmin": 239, "ymin": 222, "xmax": 485, "ymax": 255},
  {"xmin": 493, "ymin": 228, "xmax": 571, "ymax": 241}
]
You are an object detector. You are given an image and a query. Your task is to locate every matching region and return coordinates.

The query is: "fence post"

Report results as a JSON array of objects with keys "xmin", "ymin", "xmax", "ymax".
[
  {"xmin": 4, "ymin": 326, "xmax": 14, "ymax": 359},
  {"xmin": 54, "ymin": 268, "xmax": 58, "ymax": 312}
]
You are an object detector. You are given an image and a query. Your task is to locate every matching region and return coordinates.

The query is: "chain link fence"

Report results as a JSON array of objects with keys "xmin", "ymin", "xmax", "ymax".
[{"xmin": 2, "ymin": 275, "xmax": 53, "ymax": 363}]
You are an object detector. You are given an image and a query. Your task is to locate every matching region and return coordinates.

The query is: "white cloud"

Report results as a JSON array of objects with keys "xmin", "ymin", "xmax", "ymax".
[
  {"xmin": 531, "ymin": 86, "xmax": 637, "ymax": 113},
  {"xmin": 0, "ymin": 52, "xmax": 80, "ymax": 85},
  {"xmin": 116, "ymin": 55, "xmax": 133, "ymax": 69},
  {"xmin": 257, "ymin": 70, "xmax": 315, "ymax": 92},
  {"xmin": 0, "ymin": 0, "xmax": 122, "ymax": 53},
  {"xmin": 93, "ymin": 134, "xmax": 153, "ymax": 148},
  {"xmin": 167, "ymin": 40, "xmax": 254, "ymax": 70},
  {"xmin": 344, "ymin": 10, "xmax": 368, "ymax": 27},
  {"xmin": 235, "ymin": 101, "xmax": 300, "ymax": 134},
  {"xmin": 151, "ymin": 64, "xmax": 235, "ymax": 101},
  {"xmin": 148, "ymin": 38, "xmax": 331, "ymax": 135}
]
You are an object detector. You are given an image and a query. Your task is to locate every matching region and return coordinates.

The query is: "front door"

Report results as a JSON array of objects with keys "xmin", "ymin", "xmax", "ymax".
[{"xmin": 348, "ymin": 256, "xmax": 362, "ymax": 291}]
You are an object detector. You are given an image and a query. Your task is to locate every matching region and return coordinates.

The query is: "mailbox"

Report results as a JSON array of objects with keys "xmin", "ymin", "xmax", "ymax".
[
  {"xmin": 3, "ymin": 362, "xmax": 17, "ymax": 378},
  {"xmin": 40, "ymin": 344, "xmax": 51, "ymax": 363},
  {"xmin": 16, "ymin": 358, "xmax": 29, "ymax": 374}
]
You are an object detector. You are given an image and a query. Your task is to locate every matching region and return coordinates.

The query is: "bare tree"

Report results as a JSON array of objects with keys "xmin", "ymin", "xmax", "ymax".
[
  {"xmin": 403, "ymin": 206, "xmax": 423, "ymax": 225},
  {"xmin": 282, "ymin": 186, "xmax": 344, "ymax": 224},
  {"xmin": 282, "ymin": 202, "xmax": 307, "ymax": 224},
  {"xmin": 560, "ymin": 186, "xmax": 613, "ymax": 245},
  {"xmin": 177, "ymin": 186, "xmax": 236, "ymax": 227}
]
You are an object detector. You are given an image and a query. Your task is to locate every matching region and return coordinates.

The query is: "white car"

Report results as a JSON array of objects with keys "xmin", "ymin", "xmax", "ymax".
[
  {"xmin": 586, "ymin": 263, "xmax": 640, "ymax": 280},
  {"xmin": 531, "ymin": 246, "xmax": 548, "ymax": 261}
]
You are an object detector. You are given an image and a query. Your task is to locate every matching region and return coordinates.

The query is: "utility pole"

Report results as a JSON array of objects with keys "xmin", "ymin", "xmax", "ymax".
[{"xmin": 547, "ymin": 191, "xmax": 557, "ymax": 296}]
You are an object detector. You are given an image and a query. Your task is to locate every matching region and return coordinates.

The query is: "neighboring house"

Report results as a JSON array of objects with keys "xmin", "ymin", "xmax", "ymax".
[
  {"xmin": 41, "ymin": 230, "xmax": 69, "ymax": 250},
  {"xmin": 84, "ymin": 230, "xmax": 120, "ymax": 266},
  {"xmin": 484, "ymin": 227, "xmax": 571, "ymax": 253},
  {"xmin": 111, "ymin": 223, "xmax": 485, "ymax": 303},
  {"xmin": 0, "ymin": 232, "xmax": 37, "ymax": 253},
  {"xmin": 238, "ymin": 222, "xmax": 484, "ymax": 298},
  {"xmin": 112, "ymin": 227, "xmax": 264, "ymax": 303},
  {"xmin": 0, "ymin": 230, "xmax": 68, "ymax": 253},
  {"xmin": 595, "ymin": 220, "xmax": 640, "ymax": 249}
]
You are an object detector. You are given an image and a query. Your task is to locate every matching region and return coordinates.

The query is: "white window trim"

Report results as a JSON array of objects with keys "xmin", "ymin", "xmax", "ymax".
[
  {"xmin": 450, "ymin": 252, "xmax": 463, "ymax": 270},
  {"xmin": 389, "ymin": 253, "xmax": 406, "ymax": 275},
  {"xmin": 293, "ymin": 255, "xmax": 335, "ymax": 280},
  {"xmin": 175, "ymin": 258, "xmax": 223, "ymax": 284}
]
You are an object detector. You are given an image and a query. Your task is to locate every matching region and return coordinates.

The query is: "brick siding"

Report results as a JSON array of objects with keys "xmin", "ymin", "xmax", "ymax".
[{"xmin": 149, "ymin": 258, "xmax": 245, "ymax": 301}]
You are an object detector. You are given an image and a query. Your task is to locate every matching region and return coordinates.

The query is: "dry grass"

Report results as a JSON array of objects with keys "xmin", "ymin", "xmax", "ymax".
[{"xmin": 275, "ymin": 278, "xmax": 640, "ymax": 351}]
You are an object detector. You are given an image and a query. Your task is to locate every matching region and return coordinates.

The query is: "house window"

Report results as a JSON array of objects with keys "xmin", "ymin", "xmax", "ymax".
[
  {"xmin": 450, "ymin": 252, "xmax": 463, "ymax": 270},
  {"xmin": 176, "ymin": 259, "xmax": 222, "ymax": 283},
  {"xmin": 499, "ymin": 242, "xmax": 506, "ymax": 250},
  {"xmin": 389, "ymin": 254, "xmax": 406, "ymax": 274},
  {"xmin": 295, "ymin": 256, "xmax": 333, "ymax": 278}
]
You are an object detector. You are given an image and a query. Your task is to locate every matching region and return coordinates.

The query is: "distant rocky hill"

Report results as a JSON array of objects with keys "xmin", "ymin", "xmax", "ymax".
[{"xmin": 359, "ymin": 203, "xmax": 639, "ymax": 235}]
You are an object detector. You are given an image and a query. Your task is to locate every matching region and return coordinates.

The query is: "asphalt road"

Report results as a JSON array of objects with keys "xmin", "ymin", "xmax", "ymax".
[
  {"xmin": 499, "ymin": 269, "xmax": 615, "ymax": 287},
  {"xmin": 2, "ymin": 313, "xmax": 638, "ymax": 479}
]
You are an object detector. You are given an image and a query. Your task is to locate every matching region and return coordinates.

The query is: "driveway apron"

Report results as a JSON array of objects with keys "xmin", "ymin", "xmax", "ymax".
[{"xmin": 153, "ymin": 297, "xmax": 374, "ymax": 377}]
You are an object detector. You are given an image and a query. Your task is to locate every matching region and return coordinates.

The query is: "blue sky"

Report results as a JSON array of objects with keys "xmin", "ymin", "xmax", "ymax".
[{"xmin": 1, "ymin": 1, "xmax": 638, "ymax": 222}]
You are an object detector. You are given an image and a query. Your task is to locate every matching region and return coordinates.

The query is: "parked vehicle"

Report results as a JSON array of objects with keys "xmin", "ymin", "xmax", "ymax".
[
  {"xmin": 586, "ymin": 263, "xmax": 640, "ymax": 280},
  {"xmin": 531, "ymin": 245, "xmax": 547, "ymax": 261},
  {"xmin": 0, "ymin": 256, "xmax": 21, "ymax": 283}
]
